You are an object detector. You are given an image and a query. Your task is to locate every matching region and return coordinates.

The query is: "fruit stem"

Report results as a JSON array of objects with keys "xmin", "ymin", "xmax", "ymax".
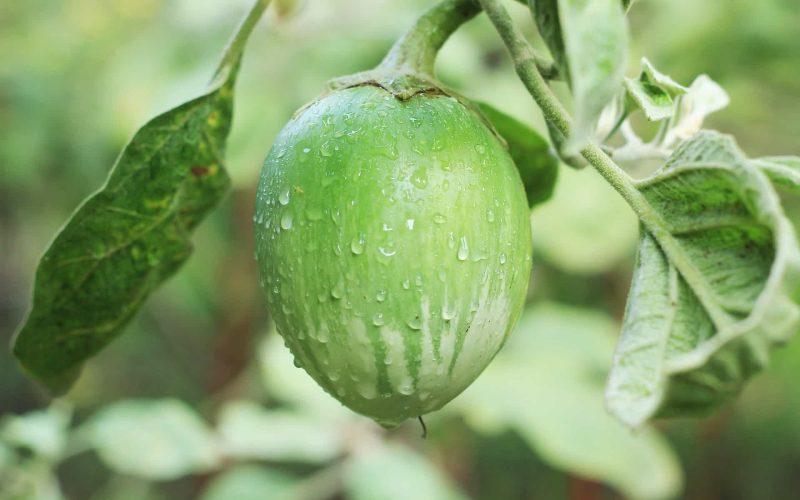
[
  {"xmin": 379, "ymin": 0, "xmax": 480, "ymax": 77},
  {"xmin": 212, "ymin": 0, "xmax": 272, "ymax": 85}
]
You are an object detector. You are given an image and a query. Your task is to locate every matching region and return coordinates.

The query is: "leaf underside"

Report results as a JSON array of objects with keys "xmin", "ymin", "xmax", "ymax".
[
  {"xmin": 529, "ymin": 0, "xmax": 628, "ymax": 151},
  {"xmin": 752, "ymin": 156, "xmax": 800, "ymax": 195},
  {"xmin": 606, "ymin": 131, "xmax": 800, "ymax": 428},
  {"xmin": 12, "ymin": 68, "xmax": 239, "ymax": 394}
]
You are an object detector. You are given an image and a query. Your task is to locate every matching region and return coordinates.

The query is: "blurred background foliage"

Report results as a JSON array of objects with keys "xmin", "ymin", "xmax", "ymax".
[{"xmin": 1, "ymin": 0, "xmax": 799, "ymax": 499}]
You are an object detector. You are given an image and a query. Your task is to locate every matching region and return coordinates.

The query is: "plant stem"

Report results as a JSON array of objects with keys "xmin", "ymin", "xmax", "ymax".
[
  {"xmin": 379, "ymin": 0, "xmax": 559, "ymax": 79},
  {"xmin": 379, "ymin": 0, "xmax": 481, "ymax": 76},
  {"xmin": 478, "ymin": 0, "xmax": 731, "ymax": 327},
  {"xmin": 213, "ymin": 0, "xmax": 273, "ymax": 84}
]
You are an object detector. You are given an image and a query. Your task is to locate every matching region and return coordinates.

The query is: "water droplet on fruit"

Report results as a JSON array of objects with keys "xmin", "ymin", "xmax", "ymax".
[
  {"xmin": 406, "ymin": 315, "xmax": 422, "ymax": 330},
  {"xmin": 331, "ymin": 281, "xmax": 344, "ymax": 299},
  {"xmin": 398, "ymin": 379, "xmax": 414, "ymax": 396},
  {"xmin": 457, "ymin": 236, "xmax": 469, "ymax": 261},
  {"xmin": 350, "ymin": 232, "xmax": 365, "ymax": 255},
  {"xmin": 278, "ymin": 187, "xmax": 290, "ymax": 206},
  {"xmin": 280, "ymin": 212, "xmax": 293, "ymax": 230},
  {"xmin": 376, "ymin": 290, "xmax": 387, "ymax": 302},
  {"xmin": 372, "ymin": 313, "xmax": 384, "ymax": 326},
  {"xmin": 378, "ymin": 246, "xmax": 396, "ymax": 257}
]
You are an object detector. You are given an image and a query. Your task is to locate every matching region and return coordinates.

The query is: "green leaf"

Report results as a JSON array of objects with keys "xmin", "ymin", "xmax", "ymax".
[
  {"xmin": 80, "ymin": 399, "xmax": 219, "ymax": 480},
  {"xmin": 202, "ymin": 465, "xmax": 299, "ymax": 500},
  {"xmin": 476, "ymin": 102, "xmax": 559, "ymax": 207},
  {"xmin": 0, "ymin": 404, "xmax": 71, "ymax": 460},
  {"xmin": 529, "ymin": 0, "xmax": 628, "ymax": 150},
  {"xmin": 622, "ymin": 0, "xmax": 635, "ymax": 12},
  {"xmin": 345, "ymin": 443, "xmax": 467, "ymax": 500},
  {"xmin": 11, "ymin": 1, "xmax": 269, "ymax": 394},
  {"xmin": 455, "ymin": 303, "xmax": 682, "ymax": 500},
  {"xmin": 752, "ymin": 156, "xmax": 800, "ymax": 194},
  {"xmin": 624, "ymin": 58, "xmax": 688, "ymax": 122},
  {"xmin": 606, "ymin": 131, "xmax": 800, "ymax": 428},
  {"xmin": 217, "ymin": 401, "xmax": 345, "ymax": 464}
]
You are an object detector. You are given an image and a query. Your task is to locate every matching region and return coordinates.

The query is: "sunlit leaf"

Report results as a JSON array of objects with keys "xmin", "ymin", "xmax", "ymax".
[
  {"xmin": 455, "ymin": 303, "xmax": 682, "ymax": 500},
  {"xmin": 202, "ymin": 465, "xmax": 299, "ymax": 500},
  {"xmin": 11, "ymin": 2, "xmax": 268, "ymax": 394},
  {"xmin": 217, "ymin": 401, "xmax": 345, "ymax": 464},
  {"xmin": 476, "ymin": 102, "xmax": 559, "ymax": 207},
  {"xmin": 606, "ymin": 131, "xmax": 800, "ymax": 428},
  {"xmin": 80, "ymin": 399, "xmax": 219, "ymax": 480},
  {"xmin": 345, "ymin": 443, "xmax": 467, "ymax": 500},
  {"xmin": 752, "ymin": 156, "xmax": 800, "ymax": 194},
  {"xmin": 529, "ymin": 0, "xmax": 628, "ymax": 151}
]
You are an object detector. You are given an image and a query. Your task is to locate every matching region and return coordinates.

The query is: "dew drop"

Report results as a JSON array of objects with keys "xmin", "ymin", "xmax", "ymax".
[
  {"xmin": 376, "ymin": 290, "xmax": 387, "ymax": 302},
  {"xmin": 372, "ymin": 313, "xmax": 385, "ymax": 326},
  {"xmin": 500, "ymin": 252, "xmax": 507, "ymax": 265},
  {"xmin": 406, "ymin": 219, "xmax": 415, "ymax": 230},
  {"xmin": 402, "ymin": 279, "xmax": 411, "ymax": 290},
  {"xmin": 457, "ymin": 236, "xmax": 469, "ymax": 261},
  {"xmin": 486, "ymin": 209, "xmax": 495, "ymax": 222},
  {"xmin": 378, "ymin": 246, "xmax": 396, "ymax": 257},
  {"xmin": 350, "ymin": 232, "xmax": 366, "ymax": 255},
  {"xmin": 331, "ymin": 281, "xmax": 344, "ymax": 300},
  {"xmin": 398, "ymin": 379, "xmax": 415, "ymax": 396},
  {"xmin": 406, "ymin": 315, "xmax": 422, "ymax": 330},
  {"xmin": 433, "ymin": 213, "xmax": 447, "ymax": 224},
  {"xmin": 475, "ymin": 144, "xmax": 486, "ymax": 154},
  {"xmin": 278, "ymin": 187, "xmax": 290, "ymax": 206},
  {"xmin": 280, "ymin": 212, "xmax": 293, "ymax": 230},
  {"xmin": 302, "ymin": 147, "xmax": 311, "ymax": 154}
]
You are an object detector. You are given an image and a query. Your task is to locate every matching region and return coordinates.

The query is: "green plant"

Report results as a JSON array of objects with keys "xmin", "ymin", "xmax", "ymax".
[{"xmin": 10, "ymin": 0, "xmax": 800, "ymax": 453}]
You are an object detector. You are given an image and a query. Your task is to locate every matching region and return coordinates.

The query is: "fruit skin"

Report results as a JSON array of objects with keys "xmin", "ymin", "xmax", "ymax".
[{"xmin": 255, "ymin": 84, "xmax": 532, "ymax": 427}]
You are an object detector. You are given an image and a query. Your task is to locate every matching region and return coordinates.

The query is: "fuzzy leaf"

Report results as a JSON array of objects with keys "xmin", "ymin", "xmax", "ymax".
[
  {"xmin": 476, "ymin": 103, "xmax": 559, "ymax": 207},
  {"xmin": 11, "ymin": 3, "xmax": 267, "ymax": 394},
  {"xmin": 752, "ymin": 156, "xmax": 800, "ymax": 194},
  {"xmin": 624, "ymin": 58, "xmax": 688, "ymax": 121},
  {"xmin": 529, "ymin": 0, "xmax": 628, "ymax": 151},
  {"xmin": 606, "ymin": 131, "xmax": 800, "ymax": 428}
]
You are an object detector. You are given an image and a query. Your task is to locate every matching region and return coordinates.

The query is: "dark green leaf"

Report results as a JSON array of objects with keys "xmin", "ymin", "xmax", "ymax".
[
  {"xmin": 753, "ymin": 156, "xmax": 800, "ymax": 194},
  {"xmin": 477, "ymin": 102, "xmax": 559, "ymax": 207},
  {"xmin": 606, "ymin": 131, "xmax": 800, "ymax": 428},
  {"xmin": 529, "ymin": 0, "xmax": 628, "ymax": 150},
  {"xmin": 622, "ymin": 0, "xmax": 635, "ymax": 12},
  {"xmin": 11, "ymin": 2, "xmax": 268, "ymax": 394}
]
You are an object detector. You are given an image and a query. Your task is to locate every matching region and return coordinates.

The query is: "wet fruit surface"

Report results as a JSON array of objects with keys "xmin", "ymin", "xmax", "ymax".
[{"xmin": 255, "ymin": 84, "xmax": 532, "ymax": 426}]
